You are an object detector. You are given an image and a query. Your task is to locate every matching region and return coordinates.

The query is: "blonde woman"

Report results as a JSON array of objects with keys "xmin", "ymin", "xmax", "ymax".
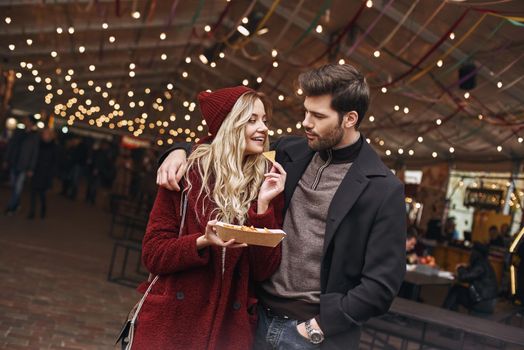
[{"xmin": 132, "ymin": 87, "xmax": 286, "ymax": 350}]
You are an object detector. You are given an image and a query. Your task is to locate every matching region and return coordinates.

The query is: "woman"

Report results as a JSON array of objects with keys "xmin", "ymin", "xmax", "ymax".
[
  {"xmin": 132, "ymin": 86, "xmax": 286, "ymax": 350},
  {"xmin": 442, "ymin": 242, "xmax": 498, "ymax": 313}
]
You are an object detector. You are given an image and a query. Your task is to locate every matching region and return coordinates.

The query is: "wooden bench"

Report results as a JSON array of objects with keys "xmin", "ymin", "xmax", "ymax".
[{"xmin": 363, "ymin": 298, "xmax": 524, "ymax": 349}]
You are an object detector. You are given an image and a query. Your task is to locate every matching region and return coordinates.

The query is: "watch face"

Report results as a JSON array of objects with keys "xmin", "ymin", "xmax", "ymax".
[{"xmin": 310, "ymin": 332, "xmax": 323, "ymax": 344}]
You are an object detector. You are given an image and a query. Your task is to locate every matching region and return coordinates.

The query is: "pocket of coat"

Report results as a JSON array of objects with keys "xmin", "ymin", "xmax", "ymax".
[{"xmin": 137, "ymin": 294, "xmax": 173, "ymax": 323}]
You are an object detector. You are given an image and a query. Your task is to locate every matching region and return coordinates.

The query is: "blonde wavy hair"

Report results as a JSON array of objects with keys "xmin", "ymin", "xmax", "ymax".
[{"xmin": 186, "ymin": 91, "xmax": 271, "ymax": 225}]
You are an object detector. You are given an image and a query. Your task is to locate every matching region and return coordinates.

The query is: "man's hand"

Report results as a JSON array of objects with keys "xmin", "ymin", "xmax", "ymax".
[
  {"xmin": 156, "ymin": 149, "xmax": 188, "ymax": 191},
  {"xmin": 296, "ymin": 318, "xmax": 322, "ymax": 340}
]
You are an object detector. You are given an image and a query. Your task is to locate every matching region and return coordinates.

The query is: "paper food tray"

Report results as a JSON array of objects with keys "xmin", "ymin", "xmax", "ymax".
[{"xmin": 215, "ymin": 221, "xmax": 286, "ymax": 248}]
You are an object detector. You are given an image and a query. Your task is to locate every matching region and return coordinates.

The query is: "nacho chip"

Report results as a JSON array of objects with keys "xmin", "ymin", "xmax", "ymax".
[{"xmin": 263, "ymin": 150, "xmax": 276, "ymax": 163}]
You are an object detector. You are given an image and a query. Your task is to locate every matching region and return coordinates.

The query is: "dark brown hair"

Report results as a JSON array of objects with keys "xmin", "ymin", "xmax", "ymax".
[{"xmin": 298, "ymin": 63, "xmax": 370, "ymax": 127}]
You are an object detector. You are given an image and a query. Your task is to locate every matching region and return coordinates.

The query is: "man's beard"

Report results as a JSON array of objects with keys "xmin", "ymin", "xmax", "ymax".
[{"xmin": 307, "ymin": 124, "xmax": 344, "ymax": 151}]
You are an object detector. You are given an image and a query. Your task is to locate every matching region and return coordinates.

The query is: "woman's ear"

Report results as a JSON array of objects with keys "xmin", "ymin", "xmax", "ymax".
[{"xmin": 343, "ymin": 111, "xmax": 359, "ymax": 129}]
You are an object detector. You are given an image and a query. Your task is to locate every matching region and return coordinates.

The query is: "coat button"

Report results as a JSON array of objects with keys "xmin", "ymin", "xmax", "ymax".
[
  {"xmin": 176, "ymin": 291, "xmax": 184, "ymax": 300},
  {"xmin": 233, "ymin": 301, "xmax": 241, "ymax": 310}
]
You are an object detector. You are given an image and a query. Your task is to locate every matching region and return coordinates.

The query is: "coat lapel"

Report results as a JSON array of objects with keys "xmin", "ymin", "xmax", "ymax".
[
  {"xmin": 322, "ymin": 140, "xmax": 388, "ymax": 255},
  {"xmin": 323, "ymin": 166, "xmax": 369, "ymax": 255}
]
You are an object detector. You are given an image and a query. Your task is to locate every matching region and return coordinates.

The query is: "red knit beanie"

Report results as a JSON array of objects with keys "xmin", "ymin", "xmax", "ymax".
[{"xmin": 198, "ymin": 86, "xmax": 254, "ymax": 138}]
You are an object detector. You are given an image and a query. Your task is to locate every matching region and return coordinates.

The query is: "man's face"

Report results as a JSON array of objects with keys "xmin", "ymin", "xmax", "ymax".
[{"xmin": 302, "ymin": 95, "xmax": 344, "ymax": 151}]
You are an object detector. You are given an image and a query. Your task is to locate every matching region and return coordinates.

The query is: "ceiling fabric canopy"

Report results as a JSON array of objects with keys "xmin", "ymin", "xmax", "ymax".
[{"xmin": 1, "ymin": 0, "xmax": 523, "ymax": 168}]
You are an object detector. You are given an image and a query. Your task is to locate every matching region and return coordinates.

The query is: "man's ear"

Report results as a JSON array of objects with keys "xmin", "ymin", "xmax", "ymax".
[{"xmin": 343, "ymin": 111, "xmax": 359, "ymax": 129}]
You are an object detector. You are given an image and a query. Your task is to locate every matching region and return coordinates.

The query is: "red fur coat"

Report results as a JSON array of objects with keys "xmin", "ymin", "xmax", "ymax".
[{"xmin": 132, "ymin": 171, "xmax": 283, "ymax": 350}]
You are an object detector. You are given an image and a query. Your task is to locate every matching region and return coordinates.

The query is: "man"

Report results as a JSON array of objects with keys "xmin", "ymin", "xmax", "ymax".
[
  {"xmin": 157, "ymin": 64, "xmax": 406, "ymax": 349},
  {"xmin": 3, "ymin": 115, "xmax": 40, "ymax": 215}
]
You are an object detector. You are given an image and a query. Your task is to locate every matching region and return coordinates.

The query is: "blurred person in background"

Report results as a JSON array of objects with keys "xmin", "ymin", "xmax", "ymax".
[
  {"xmin": 28, "ymin": 128, "xmax": 56, "ymax": 219},
  {"xmin": 406, "ymin": 228, "xmax": 418, "ymax": 264},
  {"xmin": 67, "ymin": 137, "xmax": 88, "ymax": 200},
  {"xmin": 85, "ymin": 141, "xmax": 111, "ymax": 205},
  {"xmin": 443, "ymin": 242, "xmax": 498, "ymax": 314},
  {"xmin": 489, "ymin": 225, "xmax": 504, "ymax": 247},
  {"xmin": 3, "ymin": 115, "xmax": 40, "ymax": 216}
]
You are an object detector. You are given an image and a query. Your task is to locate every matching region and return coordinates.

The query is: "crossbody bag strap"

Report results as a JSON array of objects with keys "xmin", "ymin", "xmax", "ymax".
[
  {"xmin": 130, "ymin": 275, "xmax": 159, "ymax": 325},
  {"xmin": 138, "ymin": 184, "xmax": 189, "ymax": 320}
]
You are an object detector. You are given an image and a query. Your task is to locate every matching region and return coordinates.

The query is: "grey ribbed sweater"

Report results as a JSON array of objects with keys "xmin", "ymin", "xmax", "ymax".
[{"xmin": 259, "ymin": 151, "xmax": 351, "ymax": 318}]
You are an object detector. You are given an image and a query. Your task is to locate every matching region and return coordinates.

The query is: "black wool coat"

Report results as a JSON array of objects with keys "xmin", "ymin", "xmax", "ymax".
[{"xmin": 272, "ymin": 136, "xmax": 406, "ymax": 350}]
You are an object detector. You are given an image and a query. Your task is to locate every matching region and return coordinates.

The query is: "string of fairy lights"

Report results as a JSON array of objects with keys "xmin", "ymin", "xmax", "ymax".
[{"xmin": 2, "ymin": 0, "xmax": 523, "ymax": 157}]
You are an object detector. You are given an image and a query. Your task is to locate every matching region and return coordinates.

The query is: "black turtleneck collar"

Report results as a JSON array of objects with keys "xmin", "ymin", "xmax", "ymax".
[{"xmin": 319, "ymin": 134, "xmax": 363, "ymax": 164}]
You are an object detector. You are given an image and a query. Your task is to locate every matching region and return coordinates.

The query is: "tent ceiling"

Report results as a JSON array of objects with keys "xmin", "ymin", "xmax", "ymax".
[{"xmin": 1, "ymin": 0, "xmax": 523, "ymax": 167}]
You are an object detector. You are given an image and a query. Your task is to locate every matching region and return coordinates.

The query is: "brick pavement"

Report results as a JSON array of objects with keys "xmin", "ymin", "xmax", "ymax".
[{"xmin": 0, "ymin": 186, "xmax": 139, "ymax": 349}]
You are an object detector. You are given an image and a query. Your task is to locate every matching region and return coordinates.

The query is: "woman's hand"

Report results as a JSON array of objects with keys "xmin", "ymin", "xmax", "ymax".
[
  {"xmin": 257, "ymin": 161, "xmax": 287, "ymax": 214},
  {"xmin": 196, "ymin": 220, "xmax": 248, "ymax": 249}
]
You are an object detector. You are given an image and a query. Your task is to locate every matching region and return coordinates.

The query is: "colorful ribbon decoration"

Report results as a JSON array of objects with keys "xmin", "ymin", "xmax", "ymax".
[
  {"xmin": 377, "ymin": 10, "xmax": 469, "ymax": 88},
  {"xmin": 272, "ymin": 0, "xmax": 306, "ymax": 47},
  {"xmin": 240, "ymin": 0, "xmax": 306, "ymax": 61},
  {"xmin": 225, "ymin": 0, "xmax": 281, "ymax": 50},
  {"xmin": 219, "ymin": 0, "xmax": 257, "ymax": 44},
  {"xmin": 501, "ymin": 74, "xmax": 524, "ymax": 92},
  {"xmin": 441, "ymin": 20, "xmax": 505, "ymax": 77},
  {"xmin": 346, "ymin": 0, "xmax": 395, "ymax": 57},
  {"xmin": 285, "ymin": 0, "xmax": 332, "ymax": 53},
  {"xmin": 284, "ymin": 1, "xmax": 366, "ymax": 69},
  {"xmin": 397, "ymin": 1, "xmax": 447, "ymax": 56},
  {"xmin": 167, "ymin": 0, "xmax": 181, "ymax": 26},
  {"xmin": 375, "ymin": 0, "xmax": 420, "ymax": 51},
  {"xmin": 146, "ymin": 0, "xmax": 158, "ymax": 23},
  {"xmin": 407, "ymin": 13, "xmax": 488, "ymax": 84}
]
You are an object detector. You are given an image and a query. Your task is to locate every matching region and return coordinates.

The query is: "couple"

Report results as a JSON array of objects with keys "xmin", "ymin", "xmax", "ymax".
[{"xmin": 134, "ymin": 63, "xmax": 406, "ymax": 350}]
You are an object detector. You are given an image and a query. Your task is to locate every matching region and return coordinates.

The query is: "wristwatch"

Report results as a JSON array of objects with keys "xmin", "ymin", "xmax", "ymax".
[{"xmin": 305, "ymin": 319, "xmax": 325, "ymax": 344}]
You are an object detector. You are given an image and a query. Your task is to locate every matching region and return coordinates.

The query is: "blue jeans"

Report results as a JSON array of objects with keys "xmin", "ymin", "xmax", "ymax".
[
  {"xmin": 253, "ymin": 307, "xmax": 320, "ymax": 350},
  {"xmin": 6, "ymin": 169, "xmax": 26, "ymax": 211}
]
